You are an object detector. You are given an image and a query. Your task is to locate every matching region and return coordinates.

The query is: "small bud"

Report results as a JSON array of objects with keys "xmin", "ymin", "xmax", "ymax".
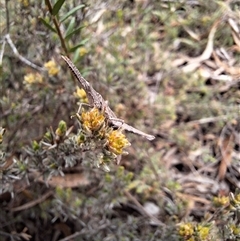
[
  {"xmin": 32, "ymin": 140, "xmax": 40, "ymax": 151},
  {"xmin": 56, "ymin": 121, "xmax": 67, "ymax": 137}
]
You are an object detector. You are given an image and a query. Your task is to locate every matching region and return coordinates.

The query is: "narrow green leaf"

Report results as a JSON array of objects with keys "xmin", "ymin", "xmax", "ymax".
[
  {"xmin": 60, "ymin": 4, "xmax": 85, "ymax": 23},
  {"xmin": 65, "ymin": 25, "xmax": 86, "ymax": 40},
  {"xmin": 69, "ymin": 38, "xmax": 89, "ymax": 52},
  {"xmin": 52, "ymin": 0, "xmax": 65, "ymax": 16},
  {"xmin": 64, "ymin": 17, "xmax": 75, "ymax": 38},
  {"xmin": 39, "ymin": 17, "xmax": 56, "ymax": 33}
]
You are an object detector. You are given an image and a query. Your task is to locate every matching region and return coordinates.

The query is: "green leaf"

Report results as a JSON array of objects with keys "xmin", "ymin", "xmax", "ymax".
[
  {"xmin": 68, "ymin": 38, "xmax": 89, "ymax": 52},
  {"xmin": 65, "ymin": 25, "xmax": 86, "ymax": 40},
  {"xmin": 39, "ymin": 17, "xmax": 56, "ymax": 33},
  {"xmin": 52, "ymin": 0, "xmax": 65, "ymax": 16},
  {"xmin": 60, "ymin": 4, "xmax": 85, "ymax": 23},
  {"xmin": 64, "ymin": 17, "xmax": 75, "ymax": 38}
]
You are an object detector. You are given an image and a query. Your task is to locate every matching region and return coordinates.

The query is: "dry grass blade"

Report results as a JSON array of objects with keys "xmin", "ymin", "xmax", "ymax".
[
  {"xmin": 9, "ymin": 191, "xmax": 53, "ymax": 212},
  {"xmin": 37, "ymin": 173, "xmax": 90, "ymax": 188},
  {"xmin": 213, "ymin": 51, "xmax": 240, "ymax": 77},
  {"xmin": 181, "ymin": 19, "xmax": 220, "ymax": 72},
  {"xmin": 218, "ymin": 134, "xmax": 234, "ymax": 180}
]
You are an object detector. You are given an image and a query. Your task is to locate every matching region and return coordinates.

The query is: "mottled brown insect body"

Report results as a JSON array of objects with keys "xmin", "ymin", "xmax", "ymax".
[{"xmin": 62, "ymin": 55, "xmax": 155, "ymax": 141}]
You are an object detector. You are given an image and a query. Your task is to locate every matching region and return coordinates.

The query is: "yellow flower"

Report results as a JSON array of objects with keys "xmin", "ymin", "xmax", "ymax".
[
  {"xmin": 44, "ymin": 60, "xmax": 59, "ymax": 76},
  {"xmin": 18, "ymin": 0, "xmax": 29, "ymax": 7},
  {"xmin": 74, "ymin": 87, "xmax": 88, "ymax": 103},
  {"xmin": 179, "ymin": 223, "xmax": 194, "ymax": 237},
  {"xmin": 107, "ymin": 130, "xmax": 130, "ymax": 155},
  {"xmin": 213, "ymin": 196, "xmax": 229, "ymax": 207},
  {"xmin": 23, "ymin": 73, "xmax": 43, "ymax": 85},
  {"xmin": 79, "ymin": 47, "xmax": 88, "ymax": 57},
  {"xmin": 81, "ymin": 108, "xmax": 105, "ymax": 132},
  {"xmin": 197, "ymin": 225, "xmax": 210, "ymax": 240},
  {"xmin": 230, "ymin": 224, "xmax": 240, "ymax": 235}
]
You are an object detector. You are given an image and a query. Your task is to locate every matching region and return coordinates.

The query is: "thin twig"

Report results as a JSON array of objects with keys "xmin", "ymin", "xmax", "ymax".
[
  {"xmin": 0, "ymin": 231, "xmax": 12, "ymax": 238},
  {"xmin": 58, "ymin": 231, "xmax": 82, "ymax": 241},
  {"xmin": 5, "ymin": 0, "xmax": 10, "ymax": 33},
  {"xmin": 58, "ymin": 223, "xmax": 109, "ymax": 241},
  {"xmin": 5, "ymin": 34, "xmax": 44, "ymax": 72},
  {"xmin": 9, "ymin": 190, "xmax": 53, "ymax": 212},
  {"xmin": 44, "ymin": 0, "xmax": 69, "ymax": 55},
  {"xmin": 0, "ymin": 38, "xmax": 6, "ymax": 65},
  {"xmin": 124, "ymin": 190, "xmax": 165, "ymax": 226},
  {"xmin": 186, "ymin": 115, "xmax": 229, "ymax": 125}
]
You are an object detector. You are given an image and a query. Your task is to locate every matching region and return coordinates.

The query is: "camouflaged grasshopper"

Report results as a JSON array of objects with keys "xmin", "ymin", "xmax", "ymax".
[{"xmin": 62, "ymin": 55, "xmax": 155, "ymax": 141}]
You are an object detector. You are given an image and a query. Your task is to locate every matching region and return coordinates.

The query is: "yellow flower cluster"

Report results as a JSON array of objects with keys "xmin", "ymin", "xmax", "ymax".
[
  {"xmin": 77, "ymin": 107, "xmax": 130, "ymax": 168},
  {"xmin": 230, "ymin": 224, "xmax": 240, "ymax": 236},
  {"xmin": 179, "ymin": 223, "xmax": 194, "ymax": 238},
  {"xmin": 74, "ymin": 87, "xmax": 88, "ymax": 104},
  {"xmin": 107, "ymin": 130, "xmax": 130, "ymax": 155},
  {"xmin": 44, "ymin": 60, "xmax": 59, "ymax": 76},
  {"xmin": 23, "ymin": 73, "xmax": 43, "ymax": 85},
  {"xmin": 196, "ymin": 225, "xmax": 210, "ymax": 240},
  {"xmin": 178, "ymin": 223, "xmax": 210, "ymax": 241},
  {"xmin": 213, "ymin": 196, "xmax": 229, "ymax": 207},
  {"xmin": 81, "ymin": 108, "xmax": 105, "ymax": 132}
]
